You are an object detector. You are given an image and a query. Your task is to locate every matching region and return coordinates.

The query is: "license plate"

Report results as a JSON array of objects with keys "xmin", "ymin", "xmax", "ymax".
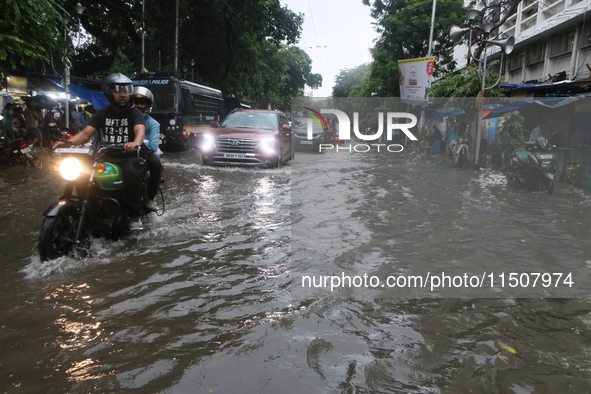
[
  {"xmin": 21, "ymin": 146, "xmax": 31, "ymax": 154},
  {"xmin": 539, "ymin": 154, "xmax": 552, "ymax": 159},
  {"xmin": 300, "ymin": 140, "xmax": 313, "ymax": 145},
  {"xmin": 55, "ymin": 148, "xmax": 92, "ymax": 154},
  {"xmin": 223, "ymin": 153, "xmax": 246, "ymax": 159}
]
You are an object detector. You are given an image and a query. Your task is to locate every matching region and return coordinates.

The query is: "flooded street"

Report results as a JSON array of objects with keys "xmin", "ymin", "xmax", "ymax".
[{"xmin": 1, "ymin": 148, "xmax": 591, "ymax": 393}]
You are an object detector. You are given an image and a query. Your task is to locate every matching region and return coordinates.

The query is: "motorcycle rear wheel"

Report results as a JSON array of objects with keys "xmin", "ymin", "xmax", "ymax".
[
  {"xmin": 542, "ymin": 178, "xmax": 554, "ymax": 195},
  {"xmin": 38, "ymin": 208, "xmax": 89, "ymax": 261}
]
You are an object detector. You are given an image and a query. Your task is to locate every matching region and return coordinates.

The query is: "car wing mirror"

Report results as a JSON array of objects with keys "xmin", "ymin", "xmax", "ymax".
[{"xmin": 211, "ymin": 121, "xmax": 219, "ymax": 128}]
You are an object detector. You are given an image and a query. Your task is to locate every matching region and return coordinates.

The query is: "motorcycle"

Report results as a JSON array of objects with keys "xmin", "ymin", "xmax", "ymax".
[
  {"xmin": 506, "ymin": 136, "xmax": 558, "ymax": 194},
  {"xmin": 449, "ymin": 136, "xmax": 471, "ymax": 168},
  {"xmin": 45, "ymin": 122, "xmax": 73, "ymax": 148},
  {"xmin": 0, "ymin": 137, "xmax": 39, "ymax": 168},
  {"xmin": 38, "ymin": 144, "xmax": 164, "ymax": 261}
]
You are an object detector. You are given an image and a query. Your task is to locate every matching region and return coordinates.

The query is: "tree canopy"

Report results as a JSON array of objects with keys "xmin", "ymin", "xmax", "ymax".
[
  {"xmin": 1, "ymin": 0, "xmax": 321, "ymax": 112},
  {"xmin": 332, "ymin": 64, "xmax": 371, "ymax": 97}
]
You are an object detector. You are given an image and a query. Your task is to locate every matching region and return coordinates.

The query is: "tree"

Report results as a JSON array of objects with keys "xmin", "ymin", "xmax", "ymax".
[
  {"xmin": 496, "ymin": 111, "xmax": 525, "ymax": 170},
  {"xmin": 332, "ymin": 64, "xmax": 371, "ymax": 97},
  {"xmin": 2, "ymin": 0, "xmax": 317, "ymax": 111},
  {"xmin": 361, "ymin": 0, "xmax": 466, "ymax": 97},
  {"xmin": 1, "ymin": 0, "xmax": 66, "ymax": 71}
]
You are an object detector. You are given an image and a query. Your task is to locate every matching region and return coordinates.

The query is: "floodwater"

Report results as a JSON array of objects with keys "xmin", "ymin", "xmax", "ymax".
[{"xmin": 1, "ymin": 147, "xmax": 591, "ymax": 393}]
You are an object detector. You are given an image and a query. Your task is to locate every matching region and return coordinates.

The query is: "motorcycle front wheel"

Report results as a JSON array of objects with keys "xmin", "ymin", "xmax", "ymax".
[
  {"xmin": 38, "ymin": 208, "xmax": 89, "ymax": 261},
  {"xmin": 541, "ymin": 178, "xmax": 554, "ymax": 195}
]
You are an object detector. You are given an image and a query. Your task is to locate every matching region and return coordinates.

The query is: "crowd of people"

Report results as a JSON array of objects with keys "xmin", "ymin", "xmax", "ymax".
[{"xmin": 0, "ymin": 101, "xmax": 91, "ymax": 149}]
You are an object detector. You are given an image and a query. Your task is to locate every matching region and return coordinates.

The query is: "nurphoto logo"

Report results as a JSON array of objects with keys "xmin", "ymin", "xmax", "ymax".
[{"xmin": 302, "ymin": 107, "xmax": 418, "ymax": 153}]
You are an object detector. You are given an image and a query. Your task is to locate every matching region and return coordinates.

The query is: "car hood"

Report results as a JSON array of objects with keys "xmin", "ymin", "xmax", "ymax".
[{"xmin": 207, "ymin": 128, "xmax": 278, "ymax": 138}]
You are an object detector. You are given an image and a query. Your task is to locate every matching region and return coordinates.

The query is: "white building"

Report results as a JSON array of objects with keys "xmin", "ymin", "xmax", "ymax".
[{"xmin": 454, "ymin": 0, "xmax": 591, "ymax": 95}]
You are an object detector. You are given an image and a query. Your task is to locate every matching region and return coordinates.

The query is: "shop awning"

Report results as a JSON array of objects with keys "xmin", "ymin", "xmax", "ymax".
[
  {"xmin": 484, "ymin": 96, "xmax": 583, "ymax": 119},
  {"xmin": 46, "ymin": 77, "xmax": 109, "ymax": 110}
]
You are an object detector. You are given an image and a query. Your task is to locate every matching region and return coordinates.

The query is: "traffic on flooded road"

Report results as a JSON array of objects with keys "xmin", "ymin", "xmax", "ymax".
[{"xmin": 1, "ymin": 146, "xmax": 591, "ymax": 392}]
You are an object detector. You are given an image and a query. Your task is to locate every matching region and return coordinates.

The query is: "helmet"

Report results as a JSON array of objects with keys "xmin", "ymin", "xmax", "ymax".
[
  {"xmin": 133, "ymin": 86, "xmax": 154, "ymax": 116},
  {"xmin": 102, "ymin": 73, "xmax": 134, "ymax": 109}
]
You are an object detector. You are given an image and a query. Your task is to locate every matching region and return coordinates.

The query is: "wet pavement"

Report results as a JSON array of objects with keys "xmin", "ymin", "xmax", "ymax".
[{"xmin": 1, "ymin": 148, "xmax": 591, "ymax": 393}]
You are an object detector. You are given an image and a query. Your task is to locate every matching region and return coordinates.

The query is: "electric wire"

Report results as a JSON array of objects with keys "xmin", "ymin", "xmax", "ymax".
[{"xmin": 307, "ymin": 0, "xmax": 324, "ymax": 76}]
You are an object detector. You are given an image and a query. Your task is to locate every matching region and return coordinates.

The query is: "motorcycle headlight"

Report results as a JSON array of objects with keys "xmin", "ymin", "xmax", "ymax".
[
  {"xmin": 59, "ymin": 157, "xmax": 82, "ymax": 181},
  {"xmin": 261, "ymin": 137, "xmax": 275, "ymax": 154}
]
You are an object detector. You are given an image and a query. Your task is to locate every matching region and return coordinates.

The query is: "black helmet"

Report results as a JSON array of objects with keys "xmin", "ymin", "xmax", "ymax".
[
  {"xmin": 133, "ymin": 86, "xmax": 154, "ymax": 116},
  {"xmin": 102, "ymin": 73, "xmax": 134, "ymax": 109}
]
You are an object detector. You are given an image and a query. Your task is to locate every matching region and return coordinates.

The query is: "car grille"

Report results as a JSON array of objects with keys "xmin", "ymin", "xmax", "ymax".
[{"xmin": 217, "ymin": 138, "xmax": 258, "ymax": 154}]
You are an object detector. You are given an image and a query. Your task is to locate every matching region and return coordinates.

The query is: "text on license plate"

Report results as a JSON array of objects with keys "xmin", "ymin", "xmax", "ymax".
[
  {"xmin": 223, "ymin": 153, "xmax": 246, "ymax": 159},
  {"xmin": 539, "ymin": 154, "xmax": 553, "ymax": 159},
  {"xmin": 21, "ymin": 147, "xmax": 31, "ymax": 153},
  {"xmin": 300, "ymin": 140, "xmax": 313, "ymax": 145}
]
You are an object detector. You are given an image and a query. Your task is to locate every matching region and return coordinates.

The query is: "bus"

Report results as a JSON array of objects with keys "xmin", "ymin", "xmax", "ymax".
[{"xmin": 132, "ymin": 73, "xmax": 224, "ymax": 150}]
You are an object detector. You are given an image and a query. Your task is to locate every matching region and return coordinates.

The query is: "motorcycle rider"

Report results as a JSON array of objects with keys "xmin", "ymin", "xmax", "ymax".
[
  {"xmin": 53, "ymin": 73, "xmax": 147, "ymax": 231},
  {"xmin": 133, "ymin": 86, "xmax": 162, "ymax": 212}
]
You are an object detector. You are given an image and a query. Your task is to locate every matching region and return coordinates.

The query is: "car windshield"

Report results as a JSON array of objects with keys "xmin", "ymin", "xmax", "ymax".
[
  {"xmin": 292, "ymin": 118, "xmax": 325, "ymax": 133},
  {"xmin": 221, "ymin": 112, "xmax": 277, "ymax": 130}
]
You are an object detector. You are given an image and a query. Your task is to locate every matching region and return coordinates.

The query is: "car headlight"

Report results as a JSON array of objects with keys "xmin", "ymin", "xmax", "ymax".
[
  {"xmin": 261, "ymin": 137, "xmax": 276, "ymax": 154},
  {"xmin": 169, "ymin": 119, "xmax": 176, "ymax": 126},
  {"xmin": 201, "ymin": 134, "xmax": 215, "ymax": 151},
  {"xmin": 59, "ymin": 157, "xmax": 82, "ymax": 181}
]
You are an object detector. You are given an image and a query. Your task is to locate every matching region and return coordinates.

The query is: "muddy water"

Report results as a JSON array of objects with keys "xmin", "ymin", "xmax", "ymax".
[{"xmin": 0, "ymin": 149, "xmax": 590, "ymax": 393}]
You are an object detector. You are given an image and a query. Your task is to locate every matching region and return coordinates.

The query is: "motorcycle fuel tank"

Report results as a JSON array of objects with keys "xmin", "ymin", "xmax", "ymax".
[{"xmin": 96, "ymin": 162, "xmax": 125, "ymax": 190}]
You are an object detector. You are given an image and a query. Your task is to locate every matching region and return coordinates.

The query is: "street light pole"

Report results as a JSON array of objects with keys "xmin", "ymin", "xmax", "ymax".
[
  {"xmin": 427, "ymin": 0, "xmax": 437, "ymax": 57},
  {"xmin": 174, "ymin": 0, "xmax": 179, "ymax": 73},
  {"xmin": 450, "ymin": 16, "xmax": 514, "ymax": 165},
  {"xmin": 62, "ymin": 15, "xmax": 71, "ymax": 130},
  {"xmin": 191, "ymin": 59, "xmax": 195, "ymax": 81},
  {"xmin": 474, "ymin": 21, "xmax": 494, "ymax": 165}
]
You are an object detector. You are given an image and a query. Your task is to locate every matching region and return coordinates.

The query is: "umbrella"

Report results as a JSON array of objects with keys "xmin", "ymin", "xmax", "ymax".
[
  {"xmin": 24, "ymin": 95, "xmax": 58, "ymax": 110},
  {"xmin": 83, "ymin": 104, "xmax": 95, "ymax": 114}
]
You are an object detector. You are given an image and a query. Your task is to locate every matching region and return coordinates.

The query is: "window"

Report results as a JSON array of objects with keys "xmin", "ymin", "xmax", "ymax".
[
  {"xmin": 507, "ymin": 51, "xmax": 524, "ymax": 71},
  {"xmin": 526, "ymin": 43, "xmax": 545, "ymax": 65},
  {"xmin": 549, "ymin": 30, "xmax": 576, "ymax": 57}
]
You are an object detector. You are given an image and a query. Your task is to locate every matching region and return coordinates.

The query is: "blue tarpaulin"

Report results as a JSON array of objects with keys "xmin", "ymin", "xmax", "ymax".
[
  {"xmin": 484, "ymin": 96, "xmax": 583, "ymax": 119},
  {"xmin": 46, "ymin": 77, "xmax": 109, "ymax": 110}
]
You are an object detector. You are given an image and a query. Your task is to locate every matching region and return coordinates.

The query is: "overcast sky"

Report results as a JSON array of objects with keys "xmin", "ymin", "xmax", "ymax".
[{"xmin": 281, "ymin": 0, "xmax": 380, "ymax": 97}]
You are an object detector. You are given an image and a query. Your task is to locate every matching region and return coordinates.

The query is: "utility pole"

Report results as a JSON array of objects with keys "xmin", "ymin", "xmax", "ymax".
[
  {"xmin": 174, "ymin": 0, "xmax": 179, "ymax": 73},
  {"xmin": 427, "ymin": 0, "xmax": 437, "ymax": 57},
  {"xmin": 420, "ymin": 0, "xmax": 437, "ymax": 134},
  {"xmin": 141, "ymin": 0, "xmax": 145, "ymax": 72}
]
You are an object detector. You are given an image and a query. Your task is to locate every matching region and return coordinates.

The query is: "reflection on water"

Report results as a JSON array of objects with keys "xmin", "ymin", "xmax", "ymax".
[{"xmin": 0, "ymin": 150, "xmax": 590, "ymax": 392}]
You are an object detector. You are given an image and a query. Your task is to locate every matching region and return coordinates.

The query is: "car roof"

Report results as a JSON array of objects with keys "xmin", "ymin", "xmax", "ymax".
[{"xmin": 231, "ymin": 108, "xmax": 284, "ymax": 115}]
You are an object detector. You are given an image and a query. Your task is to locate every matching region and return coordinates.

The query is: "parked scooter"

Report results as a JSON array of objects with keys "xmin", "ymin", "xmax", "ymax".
[
  {"xmin": 0, "ymin": 137, "xmax": 38, "ymax": 168},
  {"xmin": 449, "ymin": 136, "xmax": 471, "ymax": 168},
  {"xmin": 506, "ymin": 135, "xmax": 558, "ymax": 194}
]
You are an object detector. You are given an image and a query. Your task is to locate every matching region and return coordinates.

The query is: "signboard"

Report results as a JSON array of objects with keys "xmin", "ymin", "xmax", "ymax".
[{"xmin": 398, "ymin": 57, "xmax": 435, "ymax": 106}]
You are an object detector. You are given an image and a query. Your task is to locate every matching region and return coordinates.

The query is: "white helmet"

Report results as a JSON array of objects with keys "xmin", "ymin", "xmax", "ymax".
[{"xmin": 133, "ymin": 86, "xmax": 154, "ymax": 116}]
